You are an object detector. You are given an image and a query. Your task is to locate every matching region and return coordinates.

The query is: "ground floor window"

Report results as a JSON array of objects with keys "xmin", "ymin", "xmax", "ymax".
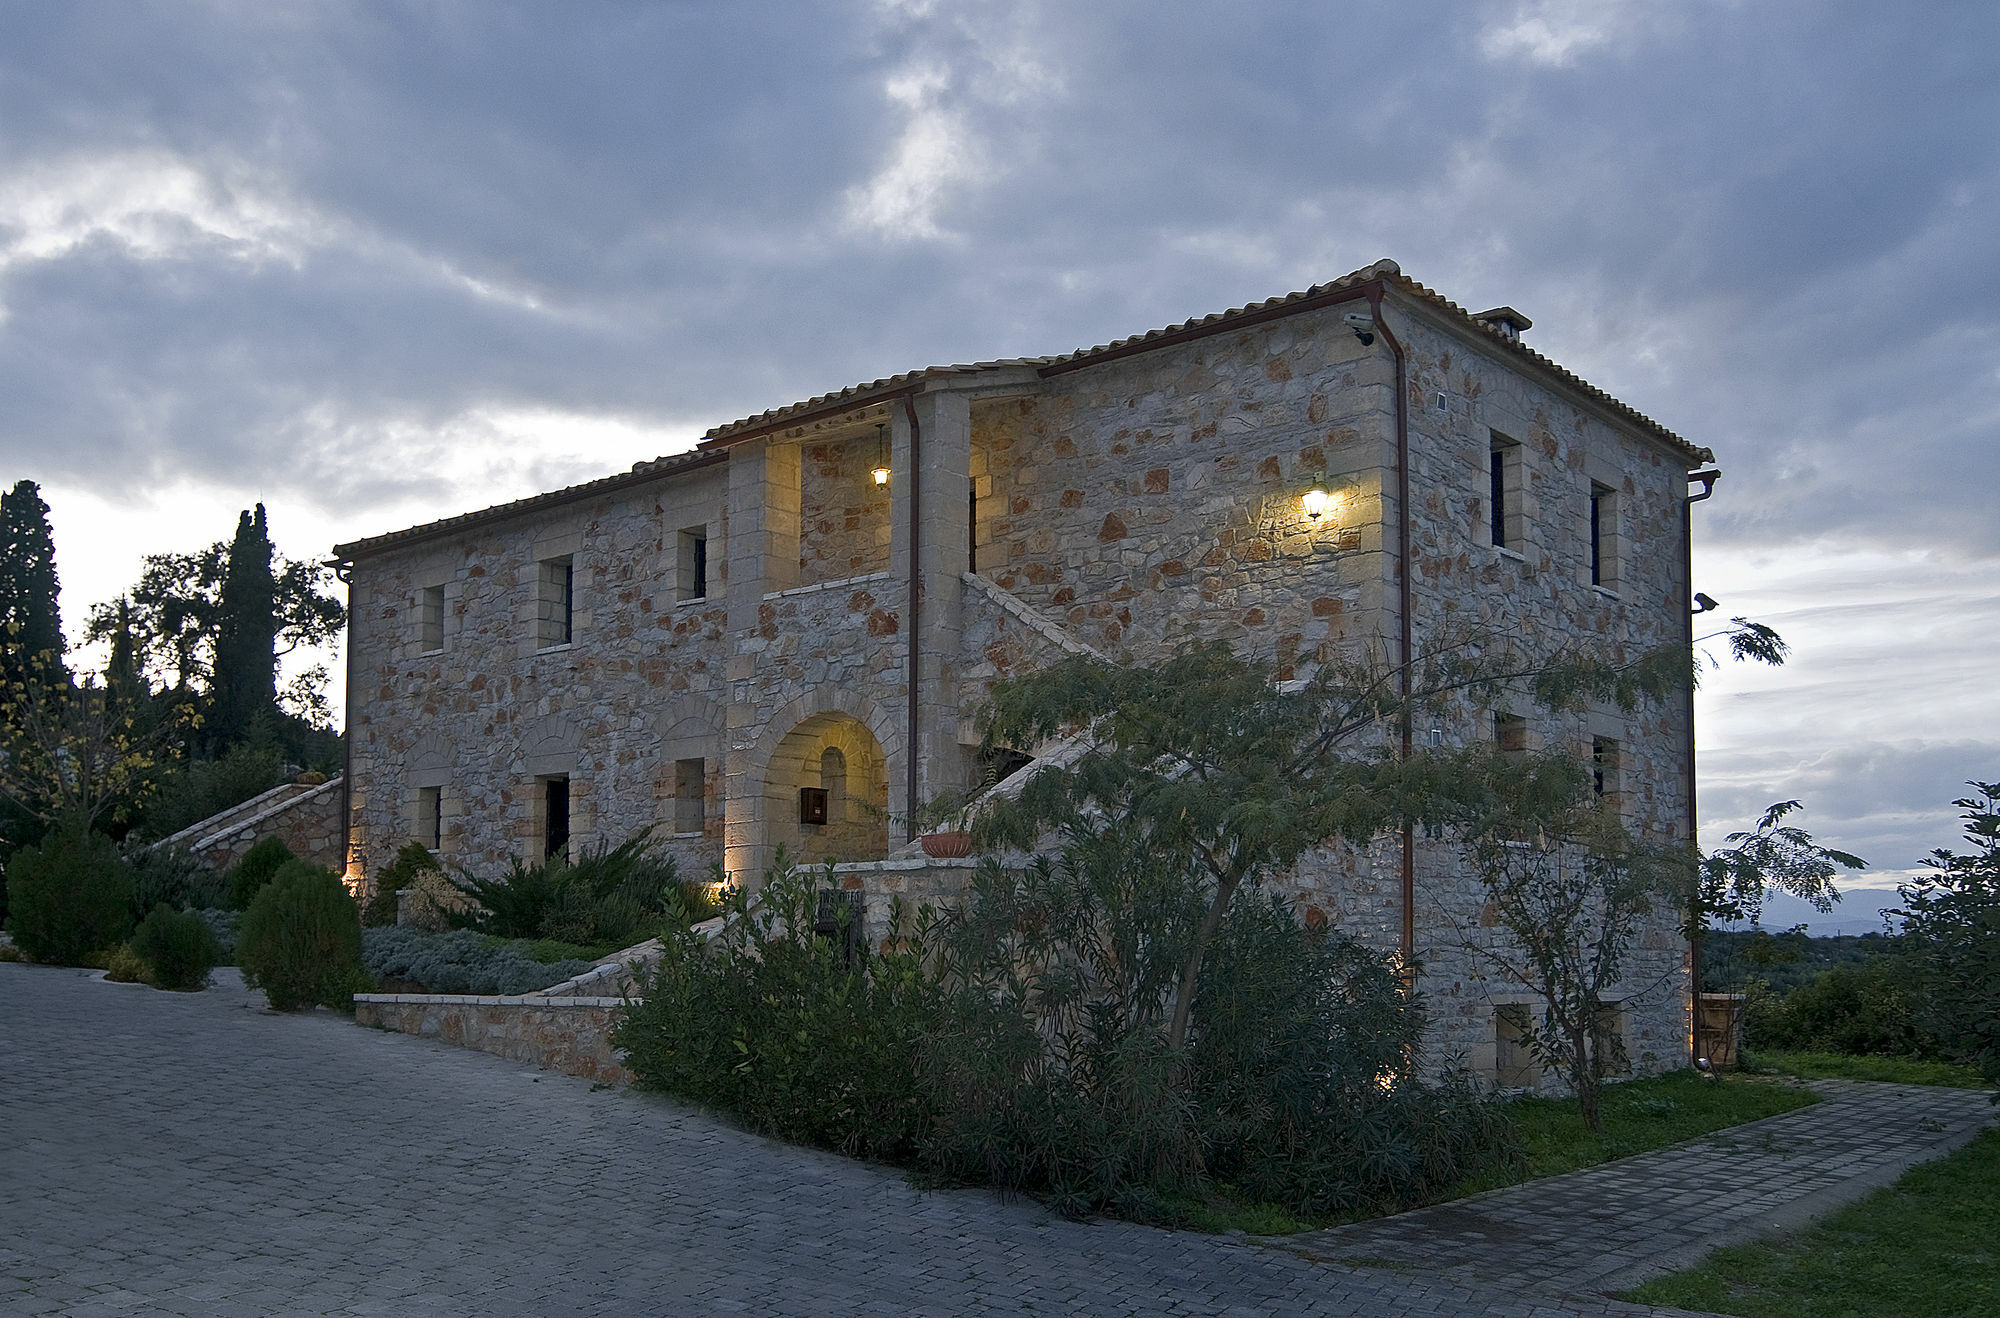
[{"xmin": 541, "ymin": 775, "xmax": 571, "ymax": 863}]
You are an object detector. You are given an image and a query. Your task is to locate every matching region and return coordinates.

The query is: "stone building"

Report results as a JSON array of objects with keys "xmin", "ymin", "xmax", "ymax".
[{"xmin": 332, "ymin": 258, "xmax": 1713, "ymax": 1084}]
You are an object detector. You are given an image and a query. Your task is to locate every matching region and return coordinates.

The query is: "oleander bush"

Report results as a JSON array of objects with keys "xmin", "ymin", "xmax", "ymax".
[
  {"xmin": 131, "ymin": 905, "xmax": 222, "ymax": 991},
  {"xmin": 360, "ymin": 926, "xmax": 596, "ymax": 995},
  {"xmin": 227, "ymin": 836, "xmax": 297, "ymax": 911},
  {"xmin": 4, "ymin": 817, "xmax": 135, "ymax": 966},
  {"xmin": 618, "ymin": 851, "xmax": 1518, "ymax": 1222},
  {"xmin": 236, "ymin": 859, "xmax": 366, "ymax": 1011}
]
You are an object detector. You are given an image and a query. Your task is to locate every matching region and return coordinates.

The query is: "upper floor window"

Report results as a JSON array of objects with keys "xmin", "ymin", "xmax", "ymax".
[
  {"xmin": 676, "ymin": 527, "xmax": 708, "ymax": 602},
  {"xmin": 1489, "ymin": 432, "xmax": 1523, "ymax": 551},
  {"xmin": 1589, "ymin": 483, "xmax": 1619, "ymax": 591},
  {"xmin": 419, "ymin": 585, "xmax": 444, "ymax": 653},
  {"xmin": 537, "ymin": 556, "xmax": 574, "ymax": 648}
]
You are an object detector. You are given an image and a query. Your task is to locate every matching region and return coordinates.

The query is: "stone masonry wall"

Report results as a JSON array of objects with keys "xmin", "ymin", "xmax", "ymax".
[
  {"xmin": 169, "ymin": 778, "xmax": 346, "ymax": 875},
  {"xmin": 353, "ymin": 996, "xmax": 629, "ymax": 1084},
  {"xmin": 347, "ymin": 463, "xmax": 732, "ymax": 886}
]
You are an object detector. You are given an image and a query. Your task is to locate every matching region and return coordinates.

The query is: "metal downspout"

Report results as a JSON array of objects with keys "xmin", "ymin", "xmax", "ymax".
[
  {"xmin": 1684, "ymin": 469, "xmax": 1719, "ymax": 1061},
  {"xmin": 1366, "ymin": 290, "xmax": 1417, "ymax": 970},
  {"xmin": 902, "ymin": 395, "xmax": 924, "ymax": 844},
  {"xmin": 333, "ymin": 559, "xmax": 356, "ymax": 877}
]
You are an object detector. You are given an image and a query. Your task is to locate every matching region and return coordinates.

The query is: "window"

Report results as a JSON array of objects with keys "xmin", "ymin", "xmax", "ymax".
[
  {"xmin": 820, "ymin": 746, "xmax": 846, "ymax": 828},
  {"xmin": 537, "ymin": 557, "xmax": 574, "ymax": 648},
  {"xmin": 1494, "ymin": 712, "xmax": 1528, "ymax": 755},
  {"xmin": 1593, "ymin": 1002, "xmax": 1632, "ymax": 1077},
  {"xmin": 417, "ymin": 786, "xmax": 442, "ymax": 851},
  {"xmin": 1589, "ymin": 483, "xmax": 1618, "ymax": 590},
  {"xmin": 673, "ymin": 757, "xmax": 705, "ymax": 835},
  {"xmin": 419, "ymin": 585, "xmax": 444, "ymax": 652},
  {"xmin": 676, "ymin": 527, "xmax": 708, "ymax": 602},
  {"xmin": 1495, "ymin": 1004, "xmax": 1537, "ymax": 1087},
  {"xmin": 1592, "ymin": 736, "xmax": 1621, "ymax": 802},
  {"xmin": 1489, "ymin": 433, "xmax": 1523, "ymax": 551},
  {"xmin": 541, "ymin": 775, "xmax": 570, "ymax": 863}
]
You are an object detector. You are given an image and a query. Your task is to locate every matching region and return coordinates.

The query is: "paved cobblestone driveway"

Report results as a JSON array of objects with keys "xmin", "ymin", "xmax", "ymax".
[{"xmin": 4, "ymin": 963, "xmax": 1981, "ymax": 1317}]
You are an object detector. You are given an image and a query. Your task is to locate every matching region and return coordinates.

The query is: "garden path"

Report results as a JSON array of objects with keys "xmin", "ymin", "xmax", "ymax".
[
  {"xmin": 5, "ymin": 962, "xmax": 1986, "ymax": 1316},
  {"xmin": 1273, "ymin": 1076, "xmax": 1996, "ymax": 1299}
]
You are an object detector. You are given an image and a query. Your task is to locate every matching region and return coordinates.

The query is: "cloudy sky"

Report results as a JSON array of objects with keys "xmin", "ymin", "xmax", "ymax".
[{"xmin": 2, "ymin": 1, "xmax": 1992, "ymax": 929}]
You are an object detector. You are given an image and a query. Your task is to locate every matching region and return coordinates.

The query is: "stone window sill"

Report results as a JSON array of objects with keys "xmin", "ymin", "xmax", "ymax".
[
  {"xmin": 1591, "ymin": 585, "xmax": 1621, "ymax": 600},
  {"xmin": 764, "ymin": 570, "xmax": 893, "ymax": 602},
  {"xmin": 535, "ymin": 642, "xmax": 574, "ymax": 655}
]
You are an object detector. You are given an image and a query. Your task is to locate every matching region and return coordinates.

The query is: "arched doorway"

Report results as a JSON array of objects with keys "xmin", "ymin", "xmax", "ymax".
[{"xmin": 765, "ymin": 712, "xmax": 890, "ymax": 866}]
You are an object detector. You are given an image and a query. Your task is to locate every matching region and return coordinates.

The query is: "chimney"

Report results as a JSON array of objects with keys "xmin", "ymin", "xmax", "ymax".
[{"xmin": 1474, "ymin": 306, "xmax": 1533, "ymax": 342}]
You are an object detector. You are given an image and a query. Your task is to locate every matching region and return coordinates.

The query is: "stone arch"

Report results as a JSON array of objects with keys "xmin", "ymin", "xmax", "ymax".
[
  {"xmin": 520, "ymin": 715, "xmax": 584, "ymax": 776},
  {"xmin": 760, "ymin": 712, "xmax": 890, "ymax": 867},
  {"xmin": 406, "ymin": 732, "xmax": 452, "ymax": 789},
  {"xmin": 652, "ymin": 698, "xmax": 724, "ymax": 840}
]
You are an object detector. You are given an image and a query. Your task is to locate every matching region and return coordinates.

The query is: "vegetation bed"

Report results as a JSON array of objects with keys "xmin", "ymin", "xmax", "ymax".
[
  {"xmin": 1746, "ymin": 1049, "xmax": 1995, "ymax": 1091},
  {"xmin": 1625, "ymin": 1128, "xmax": 2000, "ymax": 1318}
]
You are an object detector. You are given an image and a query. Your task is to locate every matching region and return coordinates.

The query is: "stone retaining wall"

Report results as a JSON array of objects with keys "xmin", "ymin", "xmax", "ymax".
[
  {"xmin": 354, "ymin": 995, "xmax": 630, "ymax": 1084},
  {"xmin": 162, "ymin": 777, "xmax": 347, "ymax": 874}
]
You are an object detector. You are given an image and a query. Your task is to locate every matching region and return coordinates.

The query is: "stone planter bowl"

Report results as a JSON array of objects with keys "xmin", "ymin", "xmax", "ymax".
[{"xmin": 918, "ymin": 831, "xmax": 974, "ymax": 859}]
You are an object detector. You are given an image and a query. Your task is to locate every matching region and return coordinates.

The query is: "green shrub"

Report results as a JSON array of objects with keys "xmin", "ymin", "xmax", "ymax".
[
  {"xmin": 125, "ymin": 843, "xmax": 227, "ymax": 919},
  {"xmin": 227, "ymin": 836, "xmax": 297, "ymax": 910},
  {"xmin": 362, "ymin": 842, "xmax": 441, "ymax": 927},
  {"xmin": 131, "ymin": 905, "xmax": 221, "ymax": 991},
  {"xmin": 4, "ymin": 818, "xmax": 135, "ymax": 965},
  {"xmin": 618, "ymin": 859, "xmax": 945, "ymax": 1163},
  {"xmin": 104, "ymin": 943, "xmax": 153, "ymax": 984},
  {"xmin": 455, "ymin": 832, "xmax": 682, "ymax": 947},
  {"xmin": 360, "ymin": 926, "xmax": 595, "ymax": 995},
  {"xmin": 237, "ymin": 860, "xmax": 365, "ymax": 1011},
  {"xmin": 1748, "ymin": 960, "xmax": 1935, "ymax": 1058}
]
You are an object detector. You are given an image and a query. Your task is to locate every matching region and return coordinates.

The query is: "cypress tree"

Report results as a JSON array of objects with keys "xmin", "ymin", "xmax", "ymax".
[
  {"xmin": 211, "ymin": 504, "xmax": 277, "ymax": 752},
  {"xmin": 104, "ymin": 596, "xmax": 145, "ymax": 710},
  {"xmin": 0, "ymin": 479, "xmax": 66, "ymax": 692}
]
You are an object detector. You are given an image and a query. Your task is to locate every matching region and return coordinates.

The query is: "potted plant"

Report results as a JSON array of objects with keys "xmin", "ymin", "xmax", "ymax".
[{"xmin": 906, "ymin": 787, "xmax": 982, "ymax": 859}]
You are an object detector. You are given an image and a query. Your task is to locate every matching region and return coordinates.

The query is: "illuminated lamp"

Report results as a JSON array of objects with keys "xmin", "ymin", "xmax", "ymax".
[{"xmin": 1303, "ymin": 485, "xmax": 1331, "ymax": 520}]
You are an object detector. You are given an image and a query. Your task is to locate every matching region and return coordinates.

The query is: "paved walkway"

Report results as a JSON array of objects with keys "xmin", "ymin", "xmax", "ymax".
[
  {"xmin": 1, "ymin": 962, "xmax": 1988, "ymax": 1317},
  {"xmin": 1277, "ymin": 1077, "xmax": 1996, "ymax": 1299}
]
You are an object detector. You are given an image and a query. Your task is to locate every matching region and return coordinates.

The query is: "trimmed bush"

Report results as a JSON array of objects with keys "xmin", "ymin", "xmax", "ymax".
[
  {"xmin": 131, "ymin": 906, "xmax": 221, "ymax": 991},
  {"xmin": 359, "ymin": 927, "xmax": 595, "ymax": 995},
  {"xmin": 227, "ymin": 836, "xmax": 297, "ymax": 910},
  {"xmin": 237, "ymin": 860, "xmax": 365, "ymax": 1011},
  {"xmin": 104, "ymin": 944, "xmax": 153, "ymax": 984},
  {"xmin": 5, "ymin": 818, "xmax": 135, "ymax": 965}
]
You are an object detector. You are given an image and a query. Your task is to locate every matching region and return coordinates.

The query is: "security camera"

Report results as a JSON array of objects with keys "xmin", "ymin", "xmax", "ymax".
[{"xmin": 1343, "ymin": 310, "xmax": 1375, "ymax": 346}]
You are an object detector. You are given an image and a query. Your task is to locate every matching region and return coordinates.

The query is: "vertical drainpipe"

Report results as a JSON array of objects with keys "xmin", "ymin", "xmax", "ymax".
[
  {"xmin": 902, "ymin": 395, "xmax": 924, "ymax": 844},
  {"xmin": 334, "ymin": 558, "xmax": 356, "ymax": 879},
  {"xmin": 1683, "ymin": 468, "xmax": 1719, "ymax": 1061},
  {"xmin": 1365, "ymin": 288, "xmax": 1417, "ymax": 970}
]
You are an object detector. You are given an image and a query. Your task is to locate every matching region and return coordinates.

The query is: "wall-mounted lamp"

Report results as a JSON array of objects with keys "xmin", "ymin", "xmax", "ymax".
[
  {"xmin": 1303, "ymin": 485, "xmax": 1331, "ymax": 520},
  {"xmin": 871, "ymin": 423, "xmax": 891, "ymax": 486}
]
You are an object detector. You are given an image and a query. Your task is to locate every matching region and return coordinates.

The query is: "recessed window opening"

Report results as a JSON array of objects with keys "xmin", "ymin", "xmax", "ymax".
[
  {"xmin": 1494, "ymin": 712, "xmax": 1528, "ymax": 755},
  {"xmin": 538, "ymin": 556, "xmax": 574, "ymax": 648},
  {"xmin": 1589, "ymin": 483, "xmax": 1618, "ymax": 591},
  {"xmin": 1489, "ymin": 433, "xmax": 1523, "ymax": 550},
  {"xmin": 677, "ymin": 528, "xmax": 708, "ymax": 601},
  {"xmin": 673, "ymin": 757, "xmax": 706, "ymax": 835},
  {"xmin": 542, "ymin": 775, "xmax": 571, "ymax": 863},
  {"xmin": 419, "ymin": 585, "xmax": 444, "ymax": 652},
  {"xmin": 417, "ymin": 786, "xmax": 442, "ymax": 851},
  {"xmin": 1495, "ymin": 1004, "xmax": 1536, "ymax": 1087},
  {"xmin": 1592, "ymin": 737, "xmax": 1620, "ymax": 799}
]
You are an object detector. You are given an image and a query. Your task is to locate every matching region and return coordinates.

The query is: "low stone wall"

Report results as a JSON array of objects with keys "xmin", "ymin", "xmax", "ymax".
[
  {"xmin": 354, "ymin": 995, "xmax": 630, "ymax": 1084},
  {"xmin": 828, "ymin": 857, "xmax": 984, "ymax": 947}
]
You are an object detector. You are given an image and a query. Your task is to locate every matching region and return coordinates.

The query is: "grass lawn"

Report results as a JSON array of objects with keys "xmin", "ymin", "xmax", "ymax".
[
  {"xmin": 1192, "ymin": 1068, "xmax": 1818, "ymax": 1235},
  {"xmin": 1744, "ymin": 1049, "xmax": 1995, "ymax": 1091},
  {"xmin": 1625, "ymin": 1127, "xmax": 2000, "ymax": 1318}
]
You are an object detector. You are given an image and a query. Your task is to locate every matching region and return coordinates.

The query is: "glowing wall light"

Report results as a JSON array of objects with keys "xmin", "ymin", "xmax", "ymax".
[{"xmin": 1303, "ymin": 485, "xmax": 1331, "ymax": 520}]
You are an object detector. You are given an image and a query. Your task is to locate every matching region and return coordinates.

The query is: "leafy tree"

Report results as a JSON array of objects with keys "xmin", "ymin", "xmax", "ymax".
[
  {"xmin": 1698, "ymin": 800, "xmax": 1866, "ymax": 928},
  {"xmin": 0, "ymin": 674, "xmax": 180, "ymax": 832},
  {"xmin": 1895, "ymin": 781, "xmax": 2000, "ymax": 1092},
  {"xmin": 1450, "ymin": 752, "xmax": 1693, "ymax": 1131},
  {"xmin": 0, "ymin": 479, "xmax": 66, "ymax": 693}
]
